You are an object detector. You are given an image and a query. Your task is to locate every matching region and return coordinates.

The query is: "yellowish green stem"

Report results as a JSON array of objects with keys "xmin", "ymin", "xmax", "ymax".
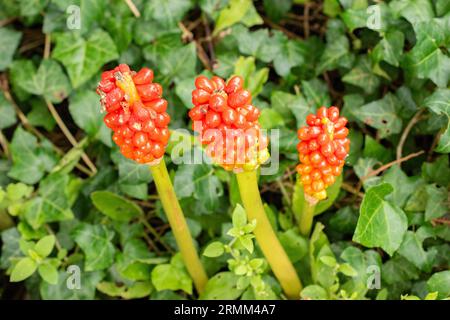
[
  {"xmin": 299, "ymin": 198, "xmax": 316, "ymax": 237},
  {"xmin": 236, "ymin": 170, "xmax": 302, "ymax": 299},
  {"xmin": 149, "ymin": 160, "xmax": 208, "ymax": 294}
]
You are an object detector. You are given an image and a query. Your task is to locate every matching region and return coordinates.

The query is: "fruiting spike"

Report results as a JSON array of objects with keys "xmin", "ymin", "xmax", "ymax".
[
  {"xmin": 296, "ymin": 106, "xmax": 349, "ymax": 200},
  {"xmin": 96, "ymin": 64, "xmax": 171, "ymax": 164},
  {"xmin": 189, "ymin": 75, "xmax": 269, "ymax": 173}
]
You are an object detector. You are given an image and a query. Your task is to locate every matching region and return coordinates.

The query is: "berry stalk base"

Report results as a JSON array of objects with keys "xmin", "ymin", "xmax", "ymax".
[
  {"xmin": 149, "ymin": 160, "xmax": 208, "ymax": 294},
  {"xmin": 236, "ymin": 170, "xmax": 302, "ymax": 299}
]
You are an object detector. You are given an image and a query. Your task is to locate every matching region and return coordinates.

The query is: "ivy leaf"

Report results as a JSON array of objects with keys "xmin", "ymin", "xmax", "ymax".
[
  {"xmin": 174, "ymin": 163, "xmax": 223, "ymax": 212},
  {"xmin": 343, "ymin": 56, "xmax": 380, "ymax": 94},
  {"xmin": 0, "ymin": 92, "xmax": 17, "ymax": 129},
  {"xmin": 353, "ymin": 93, "xmax": 403, "ymax": 138},
  {"xmin": 91, "ymin": 191, "xmax": 143, "ymax": 222},
  {"xmin": 421, "ymin": 155, "xmax": 450, "ymax": 186},
  {"xmin": 233, "ymin": 26, "xmax": 277, "ymax": 63},
  {"xmin": 52, "ymin": 29, "xmax": 118, "ymax": 88},
  {"xmin": 389, "ymin": 0, "xmax": 434, "ymax": 25},
  {"xmin": 143, "ymin": 0, "xmax": 193, "ymax": 30},
  {"xmin": 14, "ymin": 59, "xmax": 71, "ymax": 103},
  {"xmin": 111, "ymin": 149, "xmax": 153, "ymax": 186},
  {"xmin": 72, "ymin": 223, "xmax": 116, "ymax": 271},
  {"xmin": 353, "ymin": 183, "xmax": 408, "ymax": 256},
  {"xmin": 68, "ymin": 91, "xmax": 111, "ymax": 147},
  {"xmin": 0, "ymin": 27, "xmax": 22, "ymax": 71},
  {"xmin": 272, "ymin": 31, "xmax": 305, "ymax": 77},
  {"xmin": 301, "ymin": 79, "xmax": 332, "ymax": 110},
  {"xmin": 0, "ymin": 228, "xmax": 22, "ymax": 269},
  {"xmin": 24, "ymin": 172, "xmax": 74, "ymax": 229},
  {"xmin": 270, "ymin": 91, "xmax": 312, "ymax": 127},
  {"xmin": 372, "ymin": 30, "xmax": 404, "ymax": 67},
  {"xmin": 20, "ymin": 0, "xmax": 47, "ymax": 16},
  {"xmin": 27, "ymin": 99, "xmax": 56, "ymax": 131},
  {"xmin": 423, "ymin": 89, "xmax": 450, "ymax": 153},
  {"xmin": 425, "ymin": 184, "xmax": 447, "ymax": 221},
  {"xmin": 403, "ymin": 18, "xmax": 450, "ymax": 88},
  {"xmin": 200, "ymin": 272, "xmax": 244, "ymax": 299},
  {"xmin": 8, "ymin": 127, "xmax": 58, "ymax": 184},
  {"xmin": 151, "ymin": 254, "xmax": 192, "ymax": 294},
  {"xmin": 427, "ymin": 271, "xmax": 450, "ymax": 299},
  {"xmin": 40, "ymin": 269, "xmax": 104, "ymax": 299},
  {"xmin": 213, "ymin": 0, "xmax": 252, "ymax": 35},
  {"xmin": 382, "ymin": 165, "xmax": 420, "ymax": 208},
  {"xmin": 398, "ymin": 227, "xmax": 437, "ymax": 272}
]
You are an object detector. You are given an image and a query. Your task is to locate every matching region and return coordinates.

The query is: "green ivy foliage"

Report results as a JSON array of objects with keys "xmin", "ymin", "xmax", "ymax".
[{"xmin": 0, "ymin": 0, "xmax": 449, "ymax": 300}]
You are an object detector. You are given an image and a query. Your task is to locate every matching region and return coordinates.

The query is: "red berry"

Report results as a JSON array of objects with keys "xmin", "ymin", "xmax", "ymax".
[
  {"xmin": 225, "ymin": 76, "xmax": 243, "ymax": 94},
  {"xmin": 133, "ymin": 67, "xmax": 154, "ymax": 85},
  {"xmin": 209, "ymin": 94, "xmax": 227, "ymax": 112},
  {"xmin": 144, "ymin": 98, "xmax": 167, "ymax": 113},
  {"xmin": 192, "ymin": 89, "xmax": 211, "ymax": 105},
  {"xmin": 205, "ymin": 111, "xmax": 221, "ymax": 128},
  {"xmin": 195, "ymin": 76, "xmax": 215, "ymax": 93},
  {"xmin": 136, "ymin": 83, "xmax": 162, "ymax": 101}
]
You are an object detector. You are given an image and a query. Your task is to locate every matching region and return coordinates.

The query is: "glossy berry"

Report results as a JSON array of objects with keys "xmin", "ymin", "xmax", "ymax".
[
  {"xmin": 296, "ymin": 106, "xmax": 349, "ymax": 201},
  {"xmin": 188, "ymin": 75, "xmax": 269, "ymax": 172},
  {"xmin": 96, "ymin": 64, "xmax": 171, "ymax": 164}
]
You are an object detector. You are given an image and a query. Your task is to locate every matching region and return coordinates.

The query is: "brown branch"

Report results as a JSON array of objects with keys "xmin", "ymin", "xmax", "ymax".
[
  {"xmin": 262, "ymin": 16, "xmax": 302, "ymax": 40},
  {"xmin": 0, "ymin": 130, "xmax": 10, "ymax": 159},
  {"xmin": 0, "ymin": 17, "xmax": 17, "ymax": 27},
  {"xmin": 303, "ymin": 3, "xmax": 310, "ymax": 38},
  {"xmin": 396, "ymin": 109, "xmax": 424, "ymax": 163},
  {"xmin": 202, "ymin": 14, "xmax": 216, "ymax": 69},
  {"xmin": 341, "ymin": 182, "xmax": 364, "ymax": 198},
  {"xmin": 361, "ymin": 150, "xmax": 425, "ymax": 181},
  {"xmin": 178, "ymin": 21, "xmax": 211, "ymax": 71},
  {"xmin": 431, "ymin": 218, "xmax": 450, "ymax": 226},
  {"xmin": 43, "ymin": 33, "xmax": 51, "ymax": 59},
  {"xmin": 124, "ymin": 0, "xmax": 140, "ymax": 18},
  {"xmin": 45, "ymin": 100, "xmax": 98, "ymax": 174}
]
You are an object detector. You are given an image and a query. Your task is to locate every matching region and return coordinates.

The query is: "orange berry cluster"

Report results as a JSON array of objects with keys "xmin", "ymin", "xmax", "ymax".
[
  {"xmin": 188, "ymin": 75, "xmax": 269, "ymax": 172},
  {"xmin": 296, "ymin": 106, "xmax": 349, "ymax": 200},
  {"xmin": 96, "ymin": 64, "xmax": 170, "ymax": 164}
]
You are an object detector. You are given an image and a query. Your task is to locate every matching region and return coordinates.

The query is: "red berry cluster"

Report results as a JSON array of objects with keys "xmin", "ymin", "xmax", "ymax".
[
  {"xmin": 96, "ymin": 64, "xmax": 170, "ymax": 164},
  {"xmin": 296, "ymin": 106, "xmax": 349, "ymax": 200},
  {"xmin": 188, "ymin": 75, "xmax": 269, "ymax": 172}
]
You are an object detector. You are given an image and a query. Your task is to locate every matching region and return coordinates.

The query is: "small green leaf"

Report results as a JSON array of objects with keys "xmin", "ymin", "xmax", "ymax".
[
  {"xmin": 35, "ymin": 235, "xmax": 56, "ymax": 258},
  {"xmin": 10, "ymin": 257, "xmax": 37, "ymax": 282},
  {"xmin": 338, "ymin": 263, "xmax": 358, "ymax": 277},
  {"xmin": 91, "ymin": 191, "xmax": 143, "ymax": 222},
  {"xmin": 213, "ymin": 0, "xmax": 252, "ymax": 35},
  {"xmin": 200, "ymin": 272, "xmax": 245, "ymax": 300},
  {"xmin": 232, "ymin": 204, "xmax": 247, "ymax": 228},
  {"xmin": 204, "ymin": 241, "xmax": 225, "ymax": 257},
  {"xmin": 38, "ymin": 262, "xmax": 59, "ymax": 285},
  {"xmin": 300, "ymin": 285, "xmax": 328, "ymax": 300}
]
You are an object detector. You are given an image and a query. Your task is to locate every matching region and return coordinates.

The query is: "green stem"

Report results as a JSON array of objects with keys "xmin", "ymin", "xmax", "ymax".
[
  {"xmin": 149, "ymin": 160, "xmax": 208, "ymax": 294},
  {"xmin": 299, "ymin": 198, "xmax": 316, "ymax": 237},
  {"xmin": 236, "ymin": 170, "xmax": 302, "ymax": 299}
]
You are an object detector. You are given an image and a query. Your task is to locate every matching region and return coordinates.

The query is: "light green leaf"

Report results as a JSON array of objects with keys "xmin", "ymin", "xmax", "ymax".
[
  {"xmin": 38, "ymin": 263, "xmax": 59, "ymax": 285},
  {"xmin": 213, "ymin": 0, "xmax": 252, "ymax": 35},
  {"xmin": 10, "ymin": 257, "xmax": 37, "ymax": 282},
  {"xmin": 300, "ymin": 285, "xmax": 328, "ymax": 299},
  {"xmin": 203, "ymin": 241, "xmax": 225, "ymax": 257},
  {"xmin": 35, "ymin": 235, "xmax": 56, "ymax": 258},
  {"xmin": 0, "ymin": 92, "xmax": 17, "ymax": 129},
  {"xmin": 151, "ymin": 254, "xmax": 192, "ymax": 294},
  {"xmin": 353, "ymin": 183, "xmax": 408, "ymax": 256},
  {"xmin": 427, "ymin": 271, "xmax": 450, "ymax": 299}
]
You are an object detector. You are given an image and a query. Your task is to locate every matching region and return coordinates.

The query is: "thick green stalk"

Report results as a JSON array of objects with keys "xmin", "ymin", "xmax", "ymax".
[
  {"xmin": 236, "ymin": 170, "xmax": 302, "ymax": 299},
  {"xmin": 299, "ymin": 199, "xmax": 316, "ymax": 237},
  {"xmin": 149, "ymin": 160, "xmax": 208, "ymax": 294}
]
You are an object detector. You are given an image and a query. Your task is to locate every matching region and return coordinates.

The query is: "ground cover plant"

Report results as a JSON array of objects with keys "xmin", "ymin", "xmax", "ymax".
[{"xmin": 0, "ymin": 0, "xmax": 449, "ymax": 300}]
